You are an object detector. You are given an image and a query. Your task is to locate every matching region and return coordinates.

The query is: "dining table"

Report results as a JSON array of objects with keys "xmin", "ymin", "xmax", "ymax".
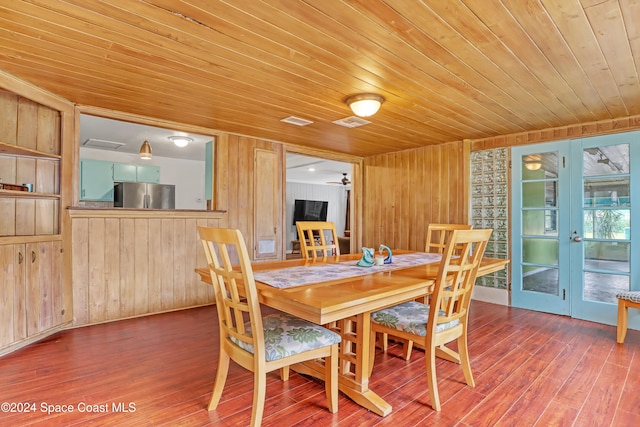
[{"xmin": 195, "ymin": 250, "xmax": 509, "ymax": 417}]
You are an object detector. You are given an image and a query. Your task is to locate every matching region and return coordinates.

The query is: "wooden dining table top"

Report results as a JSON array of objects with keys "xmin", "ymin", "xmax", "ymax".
[{"xmin": 194, "ymin": 251, "xmax": 509, "ymax": 325}]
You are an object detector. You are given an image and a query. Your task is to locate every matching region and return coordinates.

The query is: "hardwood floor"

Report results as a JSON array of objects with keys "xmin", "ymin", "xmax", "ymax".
[{"xmin": 2, "ymin": 301, "xmax": 640, "ymax": 426}]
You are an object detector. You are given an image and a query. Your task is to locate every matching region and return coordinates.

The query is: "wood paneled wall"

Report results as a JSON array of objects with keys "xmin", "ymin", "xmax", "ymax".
[
  {"xmin": 214, "ymin": 133, "xmax": 284, "ymax": 259},
  {"xmin": 69, "ymin": 210, "xmax": 225, "ymax": 326},
  {"xmin": 362, "ymin": 141, "xmax": 469, "ymax": 250}
]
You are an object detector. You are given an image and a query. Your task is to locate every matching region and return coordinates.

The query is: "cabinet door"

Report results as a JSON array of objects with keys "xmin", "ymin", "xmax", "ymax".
[
  {"xmin": 0, "ymin": 244, "xmax": 27, "ymax": 348},
  {"xmin": 113, "ymin": 162, "xmax": 137, "ymax": 182},
  {"xmin": 254, "ymin": 148, "xmax": 280, "ymax": 260},
  {"xmin": 136, "ymin": 164, "xmax": 160, "ymax": 183},
  {"xmin": 80, "ymin": 159, "xmax": 114, "ymax": 201},
  {"xmin": 25, "ymin": 241, "xmax": 62, "ymax": 337}
]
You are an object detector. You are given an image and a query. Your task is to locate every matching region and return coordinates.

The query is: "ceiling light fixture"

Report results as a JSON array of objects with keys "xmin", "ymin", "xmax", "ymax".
[
  {"xmin": 139, "ymin": 140, "xmax": 152, "ymax": 159},
  {"xmin": 345, "ymin": 93, "xmax": 385, "ymax": 117},
  {"xmin": 524, "ymin": 160, "xmax": 542, "ymax": 171},
  {"xmin": 168, "ymin": 135, "xmax": 193, "ymax": 148}
]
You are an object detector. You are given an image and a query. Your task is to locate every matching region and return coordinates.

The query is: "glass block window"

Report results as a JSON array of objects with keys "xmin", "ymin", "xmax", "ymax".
[{"xmin": 471, "ymin": 148, "xmax": 509, "ymax": 290}]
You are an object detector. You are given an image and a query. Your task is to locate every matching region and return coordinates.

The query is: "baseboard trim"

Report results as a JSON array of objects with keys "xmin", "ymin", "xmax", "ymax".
[{"xmin": 472, "ymin": 286, "xmax": 509, "ymax": 306}]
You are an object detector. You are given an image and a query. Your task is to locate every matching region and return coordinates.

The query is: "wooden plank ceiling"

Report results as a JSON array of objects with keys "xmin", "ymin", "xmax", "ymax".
[{"xmin": 0, "ymin": 0, "xmax": 638, "ymax": 157}]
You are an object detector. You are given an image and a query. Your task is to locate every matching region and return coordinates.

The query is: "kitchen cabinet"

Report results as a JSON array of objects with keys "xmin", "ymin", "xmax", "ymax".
[
  {"xmin": 80, "ymin": 160, "xmax": 161, "ymax": 201},
  {"xmin": 136, "ymin": 164, "xmax": 160, "ymax": 183},
  {"xmin": 0, "ymin": 241, "xmax": 63, "ymax": 350},
  {"xmin": 113, "ymin": 162, "xmax": 159, "ymax": 183},
  {"xmin": 112, "ymin": 162, "xmax": 137, "ymax": 182},
  {"xmin": 80, "ymin": 159, "xmax": 114, "ymax": 201}
]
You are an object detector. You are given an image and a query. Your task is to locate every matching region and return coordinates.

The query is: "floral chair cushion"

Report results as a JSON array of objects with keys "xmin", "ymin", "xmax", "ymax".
[
  {"xmin": 230, "ymin": 313, "xmax": 342, "ymax": 362},
  {"xmin": 371, "ymin": 301, "xmax": 460, "ymax": 336},
  {"xmin": 617, "ymin": 291, "xmax": 640, "ymax": 303}
]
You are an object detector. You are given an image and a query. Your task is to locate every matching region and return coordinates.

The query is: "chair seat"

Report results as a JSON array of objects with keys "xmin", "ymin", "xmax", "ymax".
[
  {"xmin": 231, "ymin": 313, "xmax": 342, "ymax": 361},
  {"xmin": 616, "ymin": 291, "xmax": 640, "ymax": 303},
  {"xmin": 371, "ymin": 301, "xmax": 460, "ymax": 336}
]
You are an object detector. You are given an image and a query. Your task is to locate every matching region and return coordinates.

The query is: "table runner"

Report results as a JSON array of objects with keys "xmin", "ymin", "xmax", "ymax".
[{"xmin": 254, "ymin": 252, "xmax": 442, "ymax": 289}]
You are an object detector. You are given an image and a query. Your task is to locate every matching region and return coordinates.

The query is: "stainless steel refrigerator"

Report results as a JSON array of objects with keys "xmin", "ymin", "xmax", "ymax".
[{"xmin": 114, "ymin": 182, "xmax": 175, "ymax": 209}]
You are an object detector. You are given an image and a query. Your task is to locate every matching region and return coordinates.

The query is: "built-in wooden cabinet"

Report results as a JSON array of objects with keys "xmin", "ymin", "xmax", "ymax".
[
  {"xmin": 0, "ymin": 84, "xmax": 69, "ymax": 355},
  {"xmin": 0, "ymin": 141, "xmax": 61, "ymax": 236},
  {"xmin": 0, "ymin": 240, "xmax": 63, "ymax": 350}
]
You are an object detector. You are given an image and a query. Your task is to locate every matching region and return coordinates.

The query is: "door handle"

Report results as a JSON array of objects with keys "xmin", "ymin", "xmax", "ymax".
[{"xmin": 572, "ymin": 236, "xmax": 582, "ymax": 242}]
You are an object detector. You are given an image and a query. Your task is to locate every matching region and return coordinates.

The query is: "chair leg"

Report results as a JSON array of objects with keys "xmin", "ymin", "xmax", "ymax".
[
  {"xmin": 251, "ymin": 371, "xmax": 267, "ymax": 427},
  {"xmin": 426, "ymin": 345, "xmax": 441, "ymax": 411},
  {"xmin": 381, "ymin": 332, "xmax": 388, "ymax": 351},
  {"xmin": 280, "ymin": 366, "xmax": 290, "ymax": 381},
  {"xmin": 618, "ymin": 299, "xmax": 629, "ymax": 344},
  {"xmin": 208, "ymin": 350, "xmax": 230, "ymax": 410},
  {"xmin": 325, "ymin": 344, "xmax": 339, "ymax": 413},
  {"xmin": 458, "ymin": 333, "xmax": 475, "ymax": 388},
  {"xmin": 401, "ymin": 339, "xmax": 414, "ymax": 361}
]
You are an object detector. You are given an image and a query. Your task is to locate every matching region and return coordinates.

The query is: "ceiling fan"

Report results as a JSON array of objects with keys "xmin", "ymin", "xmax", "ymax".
[{"xmin": 327, "ymin": 172, "xmax": 351, "ymax": 186}]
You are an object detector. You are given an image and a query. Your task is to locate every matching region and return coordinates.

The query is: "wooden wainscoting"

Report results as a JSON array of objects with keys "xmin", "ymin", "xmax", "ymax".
[{"xmin": 68, "ymin": 209, "xmax": 226, "ymax": 327}]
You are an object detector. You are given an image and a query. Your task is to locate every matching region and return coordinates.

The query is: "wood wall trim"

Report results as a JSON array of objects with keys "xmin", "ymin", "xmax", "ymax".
[
  {"xmin": 0, "ymin": 70, "xmax": 73, "ymax": 114},
  {"xmin": 471, "ymin": 115, "xmax": 640, "ymax": 150},
  {"xmin": 0, "ymin": 235, "xmax": 62, "ymax": 245},
  {"xmin": 78, "ymin": 105, "xmax": 221, "ymax": 137},
  {"xmin": 67, "ymin": 208, "xmax": 226, "ymax": 220}
]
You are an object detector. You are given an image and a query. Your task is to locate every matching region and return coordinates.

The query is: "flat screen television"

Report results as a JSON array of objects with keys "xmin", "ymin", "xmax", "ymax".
[{"xmin": 292, "ymin": 199, "xmax": 328, "ymax": 225}]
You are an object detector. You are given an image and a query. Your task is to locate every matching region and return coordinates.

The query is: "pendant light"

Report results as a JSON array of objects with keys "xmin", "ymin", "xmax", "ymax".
[{"xmin": 139, "ymin": 140, "xmax": 152, "ymax": 159}]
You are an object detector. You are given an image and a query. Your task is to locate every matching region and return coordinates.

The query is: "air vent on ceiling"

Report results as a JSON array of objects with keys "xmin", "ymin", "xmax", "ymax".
[
  {"xmin": 82, "ymin": 138, "xmax": 126, "ymax": 150},
  {"xmin": 332, "ymin": 116, "xmax": 371, "ymax": 128},
  {"xmin": 280, "ymin": 116, "xmax": 314, "ymax": 126}
]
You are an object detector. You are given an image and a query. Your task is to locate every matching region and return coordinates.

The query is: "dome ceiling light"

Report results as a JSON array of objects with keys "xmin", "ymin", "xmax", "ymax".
[
  {"xmin": 345, "ymin": 93, "xmax": 385, "ymax": 117},
  {"xmin": 168, "ymin": 135, "xmax": 193, "ymax": 147}
]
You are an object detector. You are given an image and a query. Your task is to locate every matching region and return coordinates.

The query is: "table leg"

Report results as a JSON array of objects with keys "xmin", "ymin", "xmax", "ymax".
[{"xmin": 291, "ymin": 312, "xmax": 392, "ymax": 416}]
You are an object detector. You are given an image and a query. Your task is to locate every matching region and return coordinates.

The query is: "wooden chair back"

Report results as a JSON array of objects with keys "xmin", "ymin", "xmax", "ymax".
[
  {"xmin": 198, "ymin": 227, "xmax": 265, "ymax": 364},
  {"xmin": 296, "ymin": 221, "xmax": 340, "ymax": 259},
  {"xmin": 425, "ymin": 223, "xmax": 472, "ymax": 254},
  {"xmin": 431, "ymin": 228, "xmax": 491, "ymax": 331}
]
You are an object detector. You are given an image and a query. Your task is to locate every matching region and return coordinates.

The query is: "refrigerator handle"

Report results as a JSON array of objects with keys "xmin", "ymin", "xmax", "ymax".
[{"xmin": 144, "ymin": 194, "xmax": 149, "ymax": 209}]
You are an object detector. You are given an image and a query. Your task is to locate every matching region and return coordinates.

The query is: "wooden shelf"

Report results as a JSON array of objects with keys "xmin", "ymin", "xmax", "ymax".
[
  {"xmin": 0, "ymin": 140, "xmax": 61, "ymax": 159},
  {"xmin": 0, "ymin": 189, "xmax": 60, "ymax": 199}
]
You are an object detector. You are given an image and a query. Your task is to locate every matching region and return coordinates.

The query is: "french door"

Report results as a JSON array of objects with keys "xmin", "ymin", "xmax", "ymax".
[{"xmin": 512, "ymin": 132, "xmax": 640, "ymax": 326}]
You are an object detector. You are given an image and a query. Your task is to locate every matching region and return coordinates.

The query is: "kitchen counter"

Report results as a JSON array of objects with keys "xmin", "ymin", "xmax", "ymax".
[{"xmin": 67, "ymin": 207, "xmax": 226, "ymax": 219}]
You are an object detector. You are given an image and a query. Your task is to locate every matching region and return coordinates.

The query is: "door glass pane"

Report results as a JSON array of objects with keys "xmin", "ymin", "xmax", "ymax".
[
  {"xmin": 584, "ymin": 177, "xmax": 630, "ymax": 207},
  {"xmin": 584, "ymin": 242, "xmax": 630, "ymax": 272},
  {"xmin": 583, "ymin": 145, "xmax": 629, "ymax": 176},
  {"xmin": 523, "ymin": 210, "xmax": 558, "ymax": 236},
  {"xmin": 583, "ymin": 210, "xmax": 630, "ymax": 239},
  {"xmin": 522, "ymin": 152, "xmax": 558, "ymax": 178},
  {"xmin": 523, "ymin": 181, "xmax": 558, "ymax": 208},
  {"xmin": 523, "ymin": 238, "xmax": 558, "ymax": 265},
  {"xmin": 523, "ymin": 265, "xmax": 558, "ymax": 295},
  {"xmin": 583, "ymin": 272, "xmax": 629, "ymax": 303}
]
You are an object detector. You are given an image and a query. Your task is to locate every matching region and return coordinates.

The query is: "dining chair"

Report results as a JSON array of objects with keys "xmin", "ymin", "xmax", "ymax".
[
  {"xmin": 296, "ymin": 221, "xmax": 340, "ymax": 259},
  {"xmin": 425, "ymin": 223, "xmax": 473, "ymax": 254},
  {"xmin": 198, "ymin": 226, "xmax": 341, "ymax": 426},
  {"xmin": 369, "ymin": 228, "xmax": 492, "ymax": 411},
  {"xmin": 379, "ymin": 223, "xmax": 474, "ymax": 361}
]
